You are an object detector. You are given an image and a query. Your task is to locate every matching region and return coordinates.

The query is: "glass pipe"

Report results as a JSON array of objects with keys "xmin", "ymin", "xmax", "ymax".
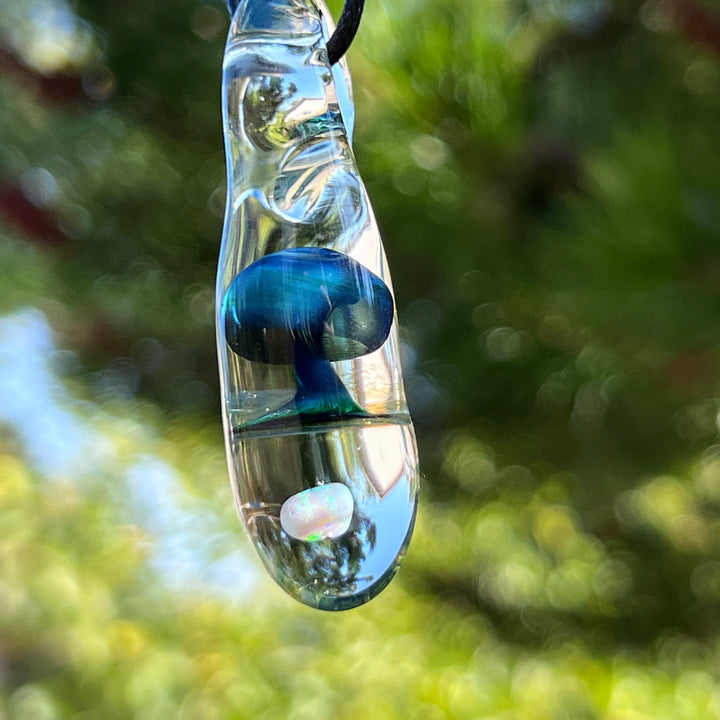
[{"xmin": 216, "ymin": 0, "xmax": 419, "ymax": 610}]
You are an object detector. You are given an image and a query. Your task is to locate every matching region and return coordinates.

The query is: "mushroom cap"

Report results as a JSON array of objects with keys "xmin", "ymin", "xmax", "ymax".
[{"xmin": 223, "ymin": 247, "xmax": 393, "ymax": 364}]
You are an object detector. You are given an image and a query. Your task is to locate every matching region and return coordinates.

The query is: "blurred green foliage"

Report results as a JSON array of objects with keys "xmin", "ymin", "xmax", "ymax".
[{"xmin": 1, "ymin": 0, "xmax": 720, "ymax": 717}]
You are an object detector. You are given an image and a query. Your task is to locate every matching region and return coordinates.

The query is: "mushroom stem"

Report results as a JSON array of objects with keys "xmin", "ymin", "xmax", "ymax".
[{"xmin": 292, "ymin": 341, "xmax": 366, "ymax": 421}]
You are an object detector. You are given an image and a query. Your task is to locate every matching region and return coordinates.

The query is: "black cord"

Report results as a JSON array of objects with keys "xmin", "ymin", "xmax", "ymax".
[
  {"xmin": 225, "ymin": 0, "xmax": 364, "ymax": 65},
  {"xmin": 327, "ymin": 0, "xmax": 365, "ymax": 64}
]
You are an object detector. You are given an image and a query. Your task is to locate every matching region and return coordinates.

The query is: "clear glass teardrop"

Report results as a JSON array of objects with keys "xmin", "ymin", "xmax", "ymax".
[{"xmin": 216, "ymin": 0, "xmax": 419, "ymax": 610}]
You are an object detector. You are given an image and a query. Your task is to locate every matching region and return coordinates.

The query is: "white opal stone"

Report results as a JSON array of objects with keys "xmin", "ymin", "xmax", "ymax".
[{"xmin": 280, "ymin": 483, "xmax": 354, "ymax": 542}]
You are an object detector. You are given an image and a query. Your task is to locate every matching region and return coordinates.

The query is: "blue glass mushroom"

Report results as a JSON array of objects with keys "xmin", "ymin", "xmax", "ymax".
[{"xmin": 223, "ymin": 247, "xmax": 394, "ymax": 428}]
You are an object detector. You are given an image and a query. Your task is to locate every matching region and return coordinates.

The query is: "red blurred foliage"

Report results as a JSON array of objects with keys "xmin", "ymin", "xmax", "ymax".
[
  {"xmin": 667, "ymin": 0, "xmax": 720, "ymax": 54},
  {"xmin": 659, "ymin": 350, "xmax": 716, "ymax": 394},
  {"xmin": 0, "ymin": 47, "xmax": 86, "ymax": 103},
  {"xmin": 0, "ymin": 184, "xmax": 66, "ymax": 246},
  {"xmin": 0, "ymin": 46, "xmax": 83, "ymax": 245}
]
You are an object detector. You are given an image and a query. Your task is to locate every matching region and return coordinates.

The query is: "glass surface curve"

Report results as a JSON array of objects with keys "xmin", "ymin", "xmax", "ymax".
[{"xmin": 216, "ymin": 0, "xmax": 419, "ymax": 610}]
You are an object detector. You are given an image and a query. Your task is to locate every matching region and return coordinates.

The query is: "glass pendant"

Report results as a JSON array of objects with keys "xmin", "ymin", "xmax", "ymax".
[{"xmin": 216, "ymin": 0, "xmax": 419, "ymax": 610}]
